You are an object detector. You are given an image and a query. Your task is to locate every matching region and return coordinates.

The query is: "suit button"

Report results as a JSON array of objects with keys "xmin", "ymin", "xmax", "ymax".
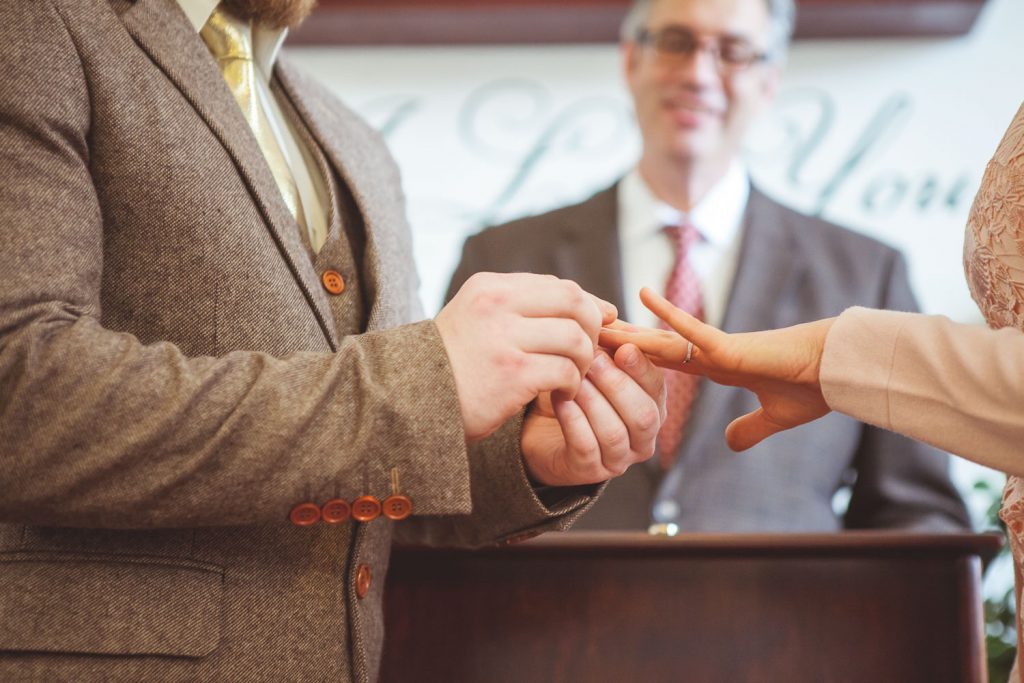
[
  {"xmin": 290, "ymin": 502, "xmax": 321, "ymax": 527},
  {"xmin": 352, "ymin": 496, "xmax": 381, "ymax": 522},
  {"xmin": 322, "ymin": 499, "xmax": 351, "ymax": 524},
  {"xmin": 502, "ymin": 530, "xmax": 541, "ymax": 545},
  {"xmin": 321, "ymin": 270, "xmax": 345, "ymax": 295},
  {"xmin": 355, "ymin": 564, "xmax": 372, "ymax": 599},
  {"xmin": 382, "ymin": 495, "xmax": 413, "ymax": 521}
]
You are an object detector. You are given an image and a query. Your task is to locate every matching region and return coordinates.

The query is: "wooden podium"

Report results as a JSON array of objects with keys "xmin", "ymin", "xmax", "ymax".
[{"xmin": 380, "ymin": 532, "xmax": 1002, "ymax": 683}]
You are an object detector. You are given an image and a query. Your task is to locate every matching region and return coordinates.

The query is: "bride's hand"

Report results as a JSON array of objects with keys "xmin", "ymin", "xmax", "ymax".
[{"xmin": 599, "ymin": 288, "xmax": 836, "ymax": 451}]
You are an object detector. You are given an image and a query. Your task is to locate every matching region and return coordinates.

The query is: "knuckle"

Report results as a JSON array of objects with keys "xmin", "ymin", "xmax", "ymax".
[
  {"xmin": 471, "ymin": 289, "xmax": 507, "ymax": 313},
  {"xmin": 495, "ymin": 349, "xmax": 526, "ymax": 373},
  {"xmin": 464, "ymin": 271, "xmax": 490, "ymax": 292},
  {"xmin": 561, "ymin": 280, "xmax": 586, "ymax": 306},
  {"xmin": 561, "ymin": 358, "xmax": 581, "ymax": 384},
  {"xmin": 576, "ymin": 331, "xmax": 595, "ymax": 362},
  {"xmin": 603, "ymin": 426, "xmax": 630, "ymax": 452},
  {"xmin": 550, "ymin": 362, "xmax": 581, "ymax": 395},
  {"xmin": 464, "ymin": 273, "xmax": 512, "ymax": 312},
  {"xmin": 559, "ymin": 319, "xmax": 580, "ymax": 348},
  {"xmin": 640, "ymin": 441, "xmax": 657, "ymax": 461},
  {"xmin": 574, "ymin": 433, "xmax": 600, "ymax": 458},
  {"xmin": 607, "ymin": 462, "xmax": 629, "ymax": 478},
  {"xmin": 635, "ymin": 405, "xmax": 661, "ymax": 434}
]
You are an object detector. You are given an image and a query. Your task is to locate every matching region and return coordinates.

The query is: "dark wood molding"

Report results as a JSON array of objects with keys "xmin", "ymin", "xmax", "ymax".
[
  {"xmin": 288, "ymin": 0, "xmax": 990, "ymax": 46},
  {"xmin": 381, "ymin": 533, "xmax": 999, "ymax": 683},
  {"xmin": 399, "ymin": 530, "xmax": 1004, "ymax": 560},
  {"xmin": 797, "ymin": 0, "xmax": 989, "ymax": 38}
]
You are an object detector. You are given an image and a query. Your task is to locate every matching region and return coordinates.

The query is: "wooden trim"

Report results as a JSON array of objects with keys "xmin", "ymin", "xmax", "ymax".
[
  {"xmin": 798, "ymin": 0, "xmax": 989, "ymax": 38},
  {"xmin": 382, "ymin": 532, "xmax": 996, "ymax": 683},
  {"xmin": 287, "ymin": 0, "xmax": 990, "ymax": 45},
  {"xmin": 396, "ymin": 531, "xmax": 1004, "ymax": 561}
]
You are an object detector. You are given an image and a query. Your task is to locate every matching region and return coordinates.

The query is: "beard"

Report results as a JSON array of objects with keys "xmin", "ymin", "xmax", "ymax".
[{"xmin": 220, "ymin": 0, "xmax": 318, "ymax": 29}]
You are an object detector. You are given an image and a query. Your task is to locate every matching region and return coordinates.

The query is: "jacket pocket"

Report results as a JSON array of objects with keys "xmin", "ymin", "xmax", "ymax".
[{"xmin": 0, "ymin": 552, "xmax": 224, "ymax": 658}]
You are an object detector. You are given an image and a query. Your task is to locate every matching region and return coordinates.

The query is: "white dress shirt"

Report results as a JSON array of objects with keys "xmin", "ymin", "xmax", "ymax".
[
  {"xmin": 177, "ymin": 0, "xmax": 328, "ymax": 251},
  {"xmin": 617, "ymin": 162, "xmax": 750, "ymax": 329}
]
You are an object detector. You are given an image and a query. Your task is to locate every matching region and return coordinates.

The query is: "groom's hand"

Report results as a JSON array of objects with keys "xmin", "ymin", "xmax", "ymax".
[
  {"xmin": 521, "ymin": 343, "xmax": 665, "ymax": 486},
  {"xmin": 436, "ymin": 272, "xmax": 617, "ymax": 442}
]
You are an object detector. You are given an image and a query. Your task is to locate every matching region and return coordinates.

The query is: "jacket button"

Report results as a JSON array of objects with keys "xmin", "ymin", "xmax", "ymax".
[
  {"xmin": 322, "ymin": 499, "xmax": 351, "ymax": 524},
  {"xmin": 351, "ymin": 496, "xmax": 381, "ymax": 522},
  {"xmin": 355, "ymin": 564, "xmax": 372, "ymax": 599},
  {"xmin": 321, "ymin": 270, "xmax": 345, "ymax": 295},
  {"xmin": 502, "ymin": 530, "xmax": 542, "ymax": 545},
  {"xmin": 290, "ymin": 502, "xmax": 321, "ymax": 527},
  {"xmin": 382, "ymin": 495, "xmax": 413, "ymax": 521}
]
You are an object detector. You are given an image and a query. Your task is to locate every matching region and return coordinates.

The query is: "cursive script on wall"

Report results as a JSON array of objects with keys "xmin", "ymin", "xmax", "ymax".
[
  {"xmin": 357, "ymin": 80, "xmax": 976, "ymax": 235},
  {"xmin": 748, "ymin": 87, "xmax": 976, "ymax": 220}
]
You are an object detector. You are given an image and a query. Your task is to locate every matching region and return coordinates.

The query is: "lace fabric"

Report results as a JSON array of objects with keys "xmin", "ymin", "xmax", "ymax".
[
  {"xmin": 968, "ymin": 101, "xmax": 1024, "ymax": 679},
  {"xmin": 965, "ymin": 103, "xmax": 1024, "ymax": 331}
]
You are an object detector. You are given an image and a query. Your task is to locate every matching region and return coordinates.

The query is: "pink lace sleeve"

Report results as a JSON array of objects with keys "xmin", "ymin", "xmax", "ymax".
[
  {"xmin": 963, "ymin": 103, "xmax": 1024, "ymax": 330},
  {"xmin": 972, "ymin": 101, "xmax": 1024, "ymax": 681}
]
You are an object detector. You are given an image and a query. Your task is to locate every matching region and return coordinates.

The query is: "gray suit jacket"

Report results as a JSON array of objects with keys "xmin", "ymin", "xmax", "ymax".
[
  {"xmin": 448, "ymin": 183, "xmax": 971, "ymax": 532},
  {"xmin": 0, "ymin": 2, "xmax": 595, "ymax": 681}
]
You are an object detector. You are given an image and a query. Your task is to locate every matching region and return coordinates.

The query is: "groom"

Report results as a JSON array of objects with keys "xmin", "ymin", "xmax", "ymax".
[{"xmin": 0, "ymin": 1, "xmax": 666, "ymax": 681}]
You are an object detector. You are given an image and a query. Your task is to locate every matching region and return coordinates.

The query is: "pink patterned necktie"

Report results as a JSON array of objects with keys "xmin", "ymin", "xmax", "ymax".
[{"xmin": 657, "ymin": 223, "xmax": 704, "ymax": 469}]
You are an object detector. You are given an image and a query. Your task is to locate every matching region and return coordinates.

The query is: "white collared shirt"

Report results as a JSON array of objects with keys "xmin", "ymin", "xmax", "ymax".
[
  {"xmin": 617, "ymin": 162, "xmax": 749, "ymax": 329},
  {"xmin": 177, "ymin": 0, "xmax": 328, "ymax": 250}
]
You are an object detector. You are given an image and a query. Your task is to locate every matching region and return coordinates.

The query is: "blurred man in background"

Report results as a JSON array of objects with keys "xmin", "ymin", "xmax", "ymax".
[{"xmin": 448, "ymin": 0, "xmax": 970, "ymax": 533}]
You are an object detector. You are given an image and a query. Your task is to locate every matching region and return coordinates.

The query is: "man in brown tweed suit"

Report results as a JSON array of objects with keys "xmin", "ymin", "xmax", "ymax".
[{"xmin": 0, "ymin": 1, "xmax": 666, "ymax": 681}]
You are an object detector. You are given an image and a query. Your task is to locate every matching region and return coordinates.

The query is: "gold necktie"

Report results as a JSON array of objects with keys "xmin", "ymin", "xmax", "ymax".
[{"xmin": 201, "ymin": 10, "xmax": 315, "ymax": 248}]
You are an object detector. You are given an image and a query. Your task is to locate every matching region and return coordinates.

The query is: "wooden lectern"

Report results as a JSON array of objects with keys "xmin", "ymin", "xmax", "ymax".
[{"xmin": 380, "ymin": 532, "xmax": 1002, "ymax": 683}]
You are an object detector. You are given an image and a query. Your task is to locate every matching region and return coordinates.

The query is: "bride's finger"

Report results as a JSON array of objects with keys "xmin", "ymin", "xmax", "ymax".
[
  {"xmin": 724, "ymin": 409, "xmax": 786, "ymax": 452},
  {"xmin": 604, "ymin": 319, "xmax": 641, "ymax": 333},
  {"xmin": 639, "ymin": 288, "xmax": 723, "ymax": 352},
  {"xmin": 599, "ymin": 327, "xmax": 689, "ymax": 363}
]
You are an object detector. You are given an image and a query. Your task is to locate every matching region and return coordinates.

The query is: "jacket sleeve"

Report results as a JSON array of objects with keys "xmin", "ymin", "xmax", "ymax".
[
  {"xmin": 415, "ymin": 237, "xmax": 601, "ymax": 547},
  {"xmin": 823, "ymin": 304, "xmax": 1024, "ymax": 479},
  {"xmin": 0, "ymin": 1, "xmax": 473, "ymax": 529},
  {"xmin": 841, "ymin": 253, "xmax": 971, "ymax": 530},
  {"xmin": 394, "ymin": 413, "xmax": 601, "ymax": 548}
]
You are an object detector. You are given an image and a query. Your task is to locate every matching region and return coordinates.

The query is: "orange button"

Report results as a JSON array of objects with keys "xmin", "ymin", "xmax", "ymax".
[
  {"xmin": 321, "ymin": 270, "xmax": 345, "ymax": 295},
  {"xmin": 322, "ymin": 499, "xmax": 351, "ymax": 524},
  {"xmin": 502, "ymin": 530, "xmax": 542, "ymax": 545},
  {"xmin": 290, "ymin": 502, "xmax": 321, "ymax": 527},
  {"xmin": 382, "ymin": 495, "xmax": 413, "ymax": 521},
  {"xmin": 351, "ymin": 496, "xmax": 381, "ymax": 522},
  {"xmin": 355, "ymin": 564, "xmax": 372, "ymax": 599}
]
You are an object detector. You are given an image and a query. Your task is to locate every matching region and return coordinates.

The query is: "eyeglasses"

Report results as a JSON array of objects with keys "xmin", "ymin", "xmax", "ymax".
[{"xmin": 636, "ymin": 26, "xmax": 770, "ymax": 73}]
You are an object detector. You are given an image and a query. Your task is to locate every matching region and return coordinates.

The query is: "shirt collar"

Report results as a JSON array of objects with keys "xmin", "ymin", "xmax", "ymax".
[
  {"xmin": 176, "ymin": 0, "xmax": 288, "ymax": 78},
  {"xmin": 620, "ymin": 161, "xmax": 750, "ymax": 249}
]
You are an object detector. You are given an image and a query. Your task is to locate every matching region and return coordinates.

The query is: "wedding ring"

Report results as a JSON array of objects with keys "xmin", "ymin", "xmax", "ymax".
[{"xmin": 682, "ymin": 340, "xmax": 694, "ymax": 364}]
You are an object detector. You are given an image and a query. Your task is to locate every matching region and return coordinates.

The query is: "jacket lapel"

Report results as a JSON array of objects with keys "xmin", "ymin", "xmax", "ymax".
[
  {"xmin": 120, "ymin": 0, "xmax": 340, "ymax": 349},
  {"xmin": 719, "ymin": 187, "xmax": 803, "ymax": 334},
  {"xmin": 274, "ymin": 61, "xmax": 415, "ymax": 332},
  {"xmin": 677, "ymin": 186, "xmax": 805, "ymax": 460},
  {"xmin": 556, "ymin": 185, "xmax": 627, "ymax": 316}
]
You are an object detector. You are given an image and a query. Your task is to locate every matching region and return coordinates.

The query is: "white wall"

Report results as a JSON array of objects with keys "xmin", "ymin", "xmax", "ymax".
[
  {"xmin": 288, "ymin": 0, "xmax": 1024, "ymax": 323},
  {"xmin": 286, "ymin": 0, "xmax": 1023, "ymax": 549}
]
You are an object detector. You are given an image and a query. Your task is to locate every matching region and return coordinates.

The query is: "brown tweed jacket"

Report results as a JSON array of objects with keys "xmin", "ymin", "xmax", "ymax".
[{"xmin": 0, "ymin": 1, "xmax": 595, "ymax": 681}]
